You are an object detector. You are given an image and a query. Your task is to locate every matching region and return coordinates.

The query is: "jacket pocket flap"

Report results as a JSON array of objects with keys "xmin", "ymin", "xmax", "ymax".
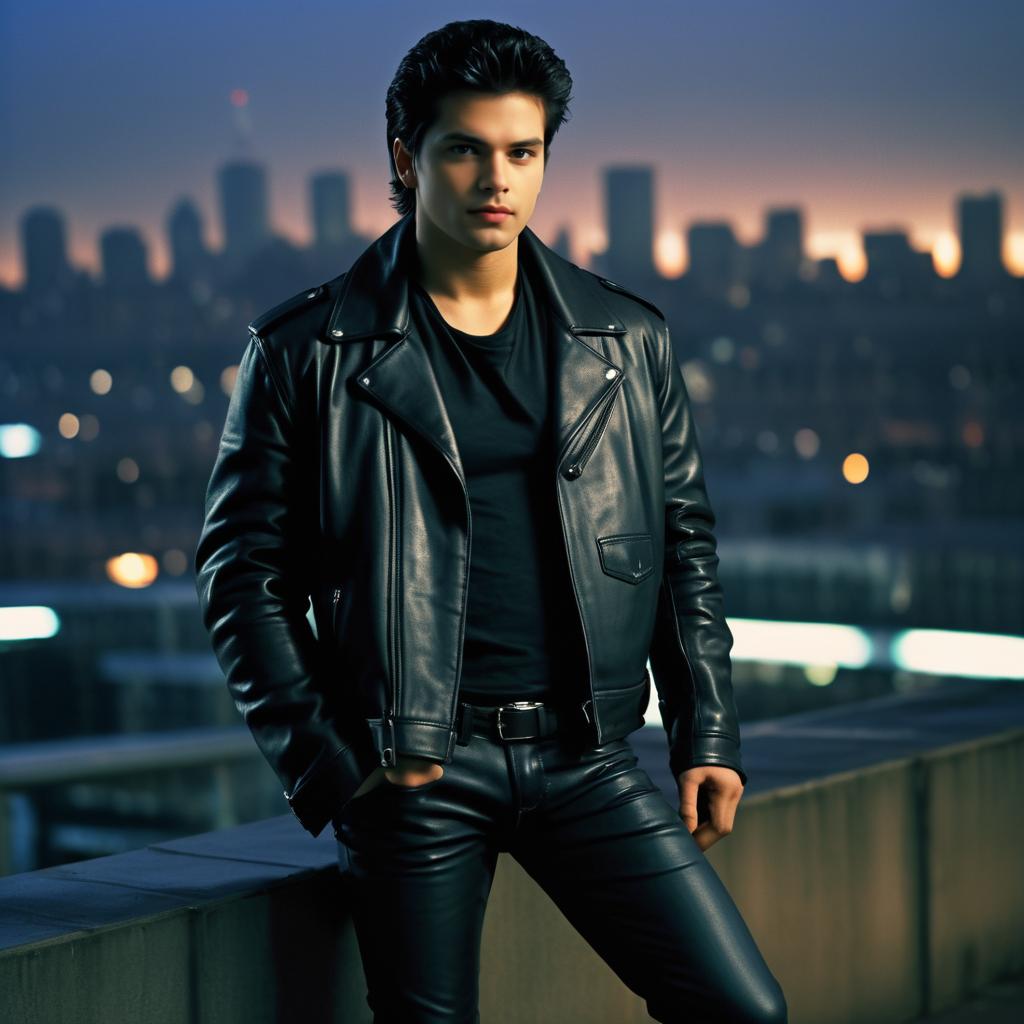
[{"xmin": 597, "ymin": 533, "xmax": 654, "ymax": 584}]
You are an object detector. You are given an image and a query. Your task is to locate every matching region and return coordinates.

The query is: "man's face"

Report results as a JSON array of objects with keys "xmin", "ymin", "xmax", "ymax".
[{"xmin": 396, "ymin": 90, "xmax": 547, "ymax": 253}]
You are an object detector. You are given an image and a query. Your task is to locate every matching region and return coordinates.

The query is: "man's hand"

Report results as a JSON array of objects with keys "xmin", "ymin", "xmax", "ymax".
[
  {"xmin": 350, "ymin": 755, "xmax": 446, "ymax": 801},
  {"xmin": 385, "ymin": 755, "xmax": 445, "ymax": 787},
  {"xmin": 677, "ymin": 765, "xmax": 744, "ymax": 851}
]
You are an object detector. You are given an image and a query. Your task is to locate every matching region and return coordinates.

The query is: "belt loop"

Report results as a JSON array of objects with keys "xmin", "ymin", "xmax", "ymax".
[
  {"xmin": 538, "ymin": 705, "xmax": 551, "ymax": 735},
  {"xmin": 455, "ymin": 703, "xmax": 475, "ymax": 745}
]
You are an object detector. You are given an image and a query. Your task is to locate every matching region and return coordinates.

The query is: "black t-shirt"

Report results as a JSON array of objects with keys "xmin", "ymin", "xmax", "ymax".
[{"xmin": 407, "ymin": 262, "xmax": 586, "ymax": 707}]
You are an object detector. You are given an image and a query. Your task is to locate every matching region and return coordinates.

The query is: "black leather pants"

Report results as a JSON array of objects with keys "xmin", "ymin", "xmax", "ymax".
[{"xmin": 332, "ymin": 716, "xmax": 787, "ymax": 1024}]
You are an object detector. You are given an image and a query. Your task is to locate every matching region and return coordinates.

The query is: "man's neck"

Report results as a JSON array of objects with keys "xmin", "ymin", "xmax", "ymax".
[{"xmin": 413, "ymin": 215, "xmax": 520, "ymax": 334}]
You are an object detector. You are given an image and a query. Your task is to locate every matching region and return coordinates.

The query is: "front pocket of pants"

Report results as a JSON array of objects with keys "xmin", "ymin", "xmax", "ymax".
[
  {"xmin": 340, "ymin": 770, "xmax": 449, "ymax": 827},
  {"xmin": 344, "ymin": 775, "xmax": 389, "ymax": 810}
]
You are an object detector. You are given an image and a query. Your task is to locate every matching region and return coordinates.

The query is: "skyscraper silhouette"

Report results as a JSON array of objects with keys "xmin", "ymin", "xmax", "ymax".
[
  {"xmin": 603, "ymin": 166, "xmax": 656, "ymax": 286},
  {"xmin": 310, "ymin": 171, "xmax": 352, "ymax": 250},
  {"xmin": 217, "ymin": 160, "xmax": 271, "ymax": 276},
  {"xmin": 167, "ymin": 198, "xmax": 213, "ymax": 287},
  {"xmin": 957, "ymin": 190, "xmax": 1006, "ymax": 286},
  {"xmin": 20, "ymin": 206, "xmax": 74, "ymax": 295},
  {"xmin": 756, "ymin": 208, "xmax": 804, "ymax": 290},
  {"xmin": 687, "ymin": 222, "xmax": 741, "ymax": 297},
  {"xmin": 100, "ymin": 227, "xmax": 150, "ymax": 290}
]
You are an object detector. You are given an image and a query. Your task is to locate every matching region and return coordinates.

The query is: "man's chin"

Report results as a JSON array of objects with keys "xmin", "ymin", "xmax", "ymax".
[{"xmin": 469, "ymin": 218, "xmax": 525, "ymax": 242}]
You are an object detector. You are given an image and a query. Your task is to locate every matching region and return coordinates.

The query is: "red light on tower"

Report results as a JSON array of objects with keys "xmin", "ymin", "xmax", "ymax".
[{"xmin": 230, "ymin": 88, "xmax": 249, "ymax": 107}]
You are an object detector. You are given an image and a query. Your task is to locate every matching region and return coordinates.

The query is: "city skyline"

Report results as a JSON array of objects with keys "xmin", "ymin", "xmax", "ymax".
[
  {"xmin": 2, "ymin": 1, "xmax": 1022, "ymax": 286},
  {"xmin": 11, "ymin": 155, "xmax": 1016, "ymax": 297}
]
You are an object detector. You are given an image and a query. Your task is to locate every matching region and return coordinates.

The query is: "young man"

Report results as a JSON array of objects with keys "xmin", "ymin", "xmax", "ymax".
[{"xmin": 195, "ymin": 18, "xmax": 787, "ymax": 1024}]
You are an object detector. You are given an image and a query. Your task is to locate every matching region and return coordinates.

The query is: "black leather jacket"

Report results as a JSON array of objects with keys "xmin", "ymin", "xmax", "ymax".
[{"xmin": 194, "ymin": 211, "xmax": 745, "ymax": 838}]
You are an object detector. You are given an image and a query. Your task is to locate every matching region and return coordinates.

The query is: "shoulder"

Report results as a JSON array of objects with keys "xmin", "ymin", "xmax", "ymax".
[
  {"xmin": 572, "ymin": 267, "xmax": 668, "ymax": 371},
  {"xmin": 247, "ymin": 280, "xmax": 334, "ymax": 339},
  {"xmin": 579, "ymin": 269, "xmax": 671, "ymax": 385},
  {"xmin": 593, "ymin": 273, "xmax": 666, "ymax": 324},
  {"xmin": 244, "ymin": 276, "xmax": 344, "ymax": 408}
]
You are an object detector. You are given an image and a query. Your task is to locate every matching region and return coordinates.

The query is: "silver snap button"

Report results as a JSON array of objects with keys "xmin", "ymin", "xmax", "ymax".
[
  {"xmin": 306, "ymin": 291, "xmax": 317, "ymax": 299},
  {"xmin": 607, "ymin": 324, "xmax": 615, "ymax": 329},
  {"xmin": 362, "ymin": 377, "xmax": 370, "ymax": 385},
  {"xmin": 605, "ymin": 368, "xmax": 618, "ymax": 379},
  {"xmin": 331, "ymin": 328, "xmax": 344, "ymax": 337}
]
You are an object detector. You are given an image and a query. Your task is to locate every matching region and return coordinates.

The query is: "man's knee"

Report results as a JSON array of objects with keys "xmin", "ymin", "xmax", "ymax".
[
  {"xmin": 740, "ymin": 983, "xmax": 788, "ymax": 1024},
  {"xmin": 648, "ymin": 978, "xmax": 788, "ymax": 1024}
]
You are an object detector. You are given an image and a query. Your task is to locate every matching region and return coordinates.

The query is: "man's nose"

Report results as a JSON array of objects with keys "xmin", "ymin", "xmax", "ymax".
[{"xmin": 478, "ymin": 158, "xmax": 510, "ymax": 192}]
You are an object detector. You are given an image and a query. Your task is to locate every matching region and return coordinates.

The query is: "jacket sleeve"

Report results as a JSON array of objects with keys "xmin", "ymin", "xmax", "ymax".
[
  {"xmin": 647, "ymin": 318, "xmax": 747, "ymax": 786},
  {"xmin": 193, "ymin": 332, "xmax": 378, "ymax": 837}
]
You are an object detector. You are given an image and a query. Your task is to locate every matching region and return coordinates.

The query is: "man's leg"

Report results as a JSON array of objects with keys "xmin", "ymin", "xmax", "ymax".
[
  {"xmin": 333, "ymin": 737, "xmax": 507, "ymax": 1024},
  {"xmin": 508, "ymin": 735, "xmax": 788, "ymax": 1024}
]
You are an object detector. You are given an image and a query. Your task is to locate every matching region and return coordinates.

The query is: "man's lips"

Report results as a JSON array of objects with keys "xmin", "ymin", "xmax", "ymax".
[{"xmin": 470, "ymin": 208, "xmax": 512, "ymax": 221}]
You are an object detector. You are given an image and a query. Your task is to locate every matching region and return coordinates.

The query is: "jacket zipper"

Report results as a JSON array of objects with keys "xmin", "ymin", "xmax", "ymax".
[
  {"xmin": 555, "ymin": 366, "xmax": 627, "ymax": 734},
  {"xmin": 561, "ymin": 373, "xmax": 625, "ymax": 479}
]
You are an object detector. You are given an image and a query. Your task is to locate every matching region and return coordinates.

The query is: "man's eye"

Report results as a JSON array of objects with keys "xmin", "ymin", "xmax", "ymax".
[{"xmin": 447, "ymin": 145, "xmax": 536, "ymax": 159}]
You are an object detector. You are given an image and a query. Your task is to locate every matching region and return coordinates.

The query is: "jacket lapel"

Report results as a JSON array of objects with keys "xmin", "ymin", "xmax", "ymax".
[{"xmin": 323, "ymin": 212, "xmax": 629, "ymax": 486}]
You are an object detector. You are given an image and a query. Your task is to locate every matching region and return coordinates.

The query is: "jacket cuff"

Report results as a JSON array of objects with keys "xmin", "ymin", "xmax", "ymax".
[
  {"xmin": 286, "ymin": 736, "xmax": 381, "ymax": 838},
  {"xmin": 670, "ymin": 733, "xmax": 747, "ymax": 786}
]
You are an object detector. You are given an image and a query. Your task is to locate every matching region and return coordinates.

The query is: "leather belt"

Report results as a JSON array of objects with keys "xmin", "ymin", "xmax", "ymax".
[{"xmin": 454, "ymin": 699, "xmax": 574, "ymax": 745}]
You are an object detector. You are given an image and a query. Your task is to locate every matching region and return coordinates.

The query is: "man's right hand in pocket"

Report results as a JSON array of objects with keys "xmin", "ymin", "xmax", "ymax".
[{"xmin": 351, "ymin": 756, "xmax": 445, "ymax": 799}]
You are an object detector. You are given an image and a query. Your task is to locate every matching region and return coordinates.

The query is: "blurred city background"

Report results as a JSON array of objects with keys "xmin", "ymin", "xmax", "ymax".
[
  {"xmin": 0, "ymin": 4, "xmax": 1022, "ymax": 1020},
  {"xmin": 3, "ymin": 0, "xmax": 1022, "ymax": 871}
]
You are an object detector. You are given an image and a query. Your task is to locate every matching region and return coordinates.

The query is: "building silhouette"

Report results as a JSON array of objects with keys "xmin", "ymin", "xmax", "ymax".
[
  {"xmin": 547, "ymin": 225, "xmax": 572, "ymax": 262},
  {"xmin": 687, "ymin": 222, "xmax": 741, "ymax": 297},
  {"xmin": 602, "ymin": 166, "xmax": 656, "ymax": 286},
  {"xmin": 217, "ymin": 160, "xmax": 271, "ymax": 276},
  {"xmin": 99, "ymin": 226, "xmax": 150, "ymax": 290},
  {"xmin": 166, "ymin": 198, "xmax": 214, "ymax": 288},
  {"xmin": 863, "ymin": 229, "xmax": 933, "ymax": 295},
  {"xmin": 310, "ymin": 171, "xmax": 352, "ymax": 250},
  {"xmin": 957, "ymin": 190, "xmax": 1006, "ymax": 286},
  {"xmin": 20, "ymin": 206, "xmax": 75, "ymax": 295},
  {"xmin": 755, "ymin": 208, "xmax": 804, "ymax": 291}
]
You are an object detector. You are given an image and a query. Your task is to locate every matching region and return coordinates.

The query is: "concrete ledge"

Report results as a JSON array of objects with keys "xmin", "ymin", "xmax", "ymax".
[{"xmin": 2, "ymin": 683, "xmax": 1024, "ymax": 1023}]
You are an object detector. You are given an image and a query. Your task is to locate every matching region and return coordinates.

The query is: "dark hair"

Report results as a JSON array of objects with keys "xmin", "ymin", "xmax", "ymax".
[{"xmin": 385, "ymin": 19, "xmax": 574, "ymax": 218}]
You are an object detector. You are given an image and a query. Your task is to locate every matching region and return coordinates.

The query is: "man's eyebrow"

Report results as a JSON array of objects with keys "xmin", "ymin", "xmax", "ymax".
[{"xmin": 438, "ymin": 131, "xmax": 544, "ymax": 147}]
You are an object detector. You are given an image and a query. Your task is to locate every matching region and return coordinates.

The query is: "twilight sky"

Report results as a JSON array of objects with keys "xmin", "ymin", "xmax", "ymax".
[{"xmin": 1, "ymin": 0, "xmax": 1022, "ymax": 287}]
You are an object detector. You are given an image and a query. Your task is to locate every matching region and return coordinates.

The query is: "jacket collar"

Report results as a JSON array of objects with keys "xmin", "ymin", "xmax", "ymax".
[
  {"xmin": 324, "ymin": 212, "xmax": 629, "ymax": 483},
  {"xmin": 324, "ymin": 211, "xmax": 626, "ymax": 342}
]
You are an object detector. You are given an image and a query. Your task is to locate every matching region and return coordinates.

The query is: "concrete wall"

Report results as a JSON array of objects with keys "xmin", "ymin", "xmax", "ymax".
[{"xmin": 2, "ymin": 728, "xmax": 1022, "ymax": 1023}]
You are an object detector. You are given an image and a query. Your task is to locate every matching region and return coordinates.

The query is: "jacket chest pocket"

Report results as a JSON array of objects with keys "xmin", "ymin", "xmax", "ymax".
[{"xmin": 596, "ymin": 533, "xmax": 654, "ymax": 584}]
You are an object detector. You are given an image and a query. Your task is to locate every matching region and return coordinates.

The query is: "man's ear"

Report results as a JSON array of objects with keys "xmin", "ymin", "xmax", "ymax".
[{"xmin": 393, "ymin": 137, "xmax": 417, "ymax": 186}]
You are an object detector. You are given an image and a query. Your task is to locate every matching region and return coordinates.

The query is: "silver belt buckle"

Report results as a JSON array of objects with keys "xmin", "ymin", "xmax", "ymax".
[{"xmin": 496, "ymin": 701, "xmax": 544, "ymax": 740}]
